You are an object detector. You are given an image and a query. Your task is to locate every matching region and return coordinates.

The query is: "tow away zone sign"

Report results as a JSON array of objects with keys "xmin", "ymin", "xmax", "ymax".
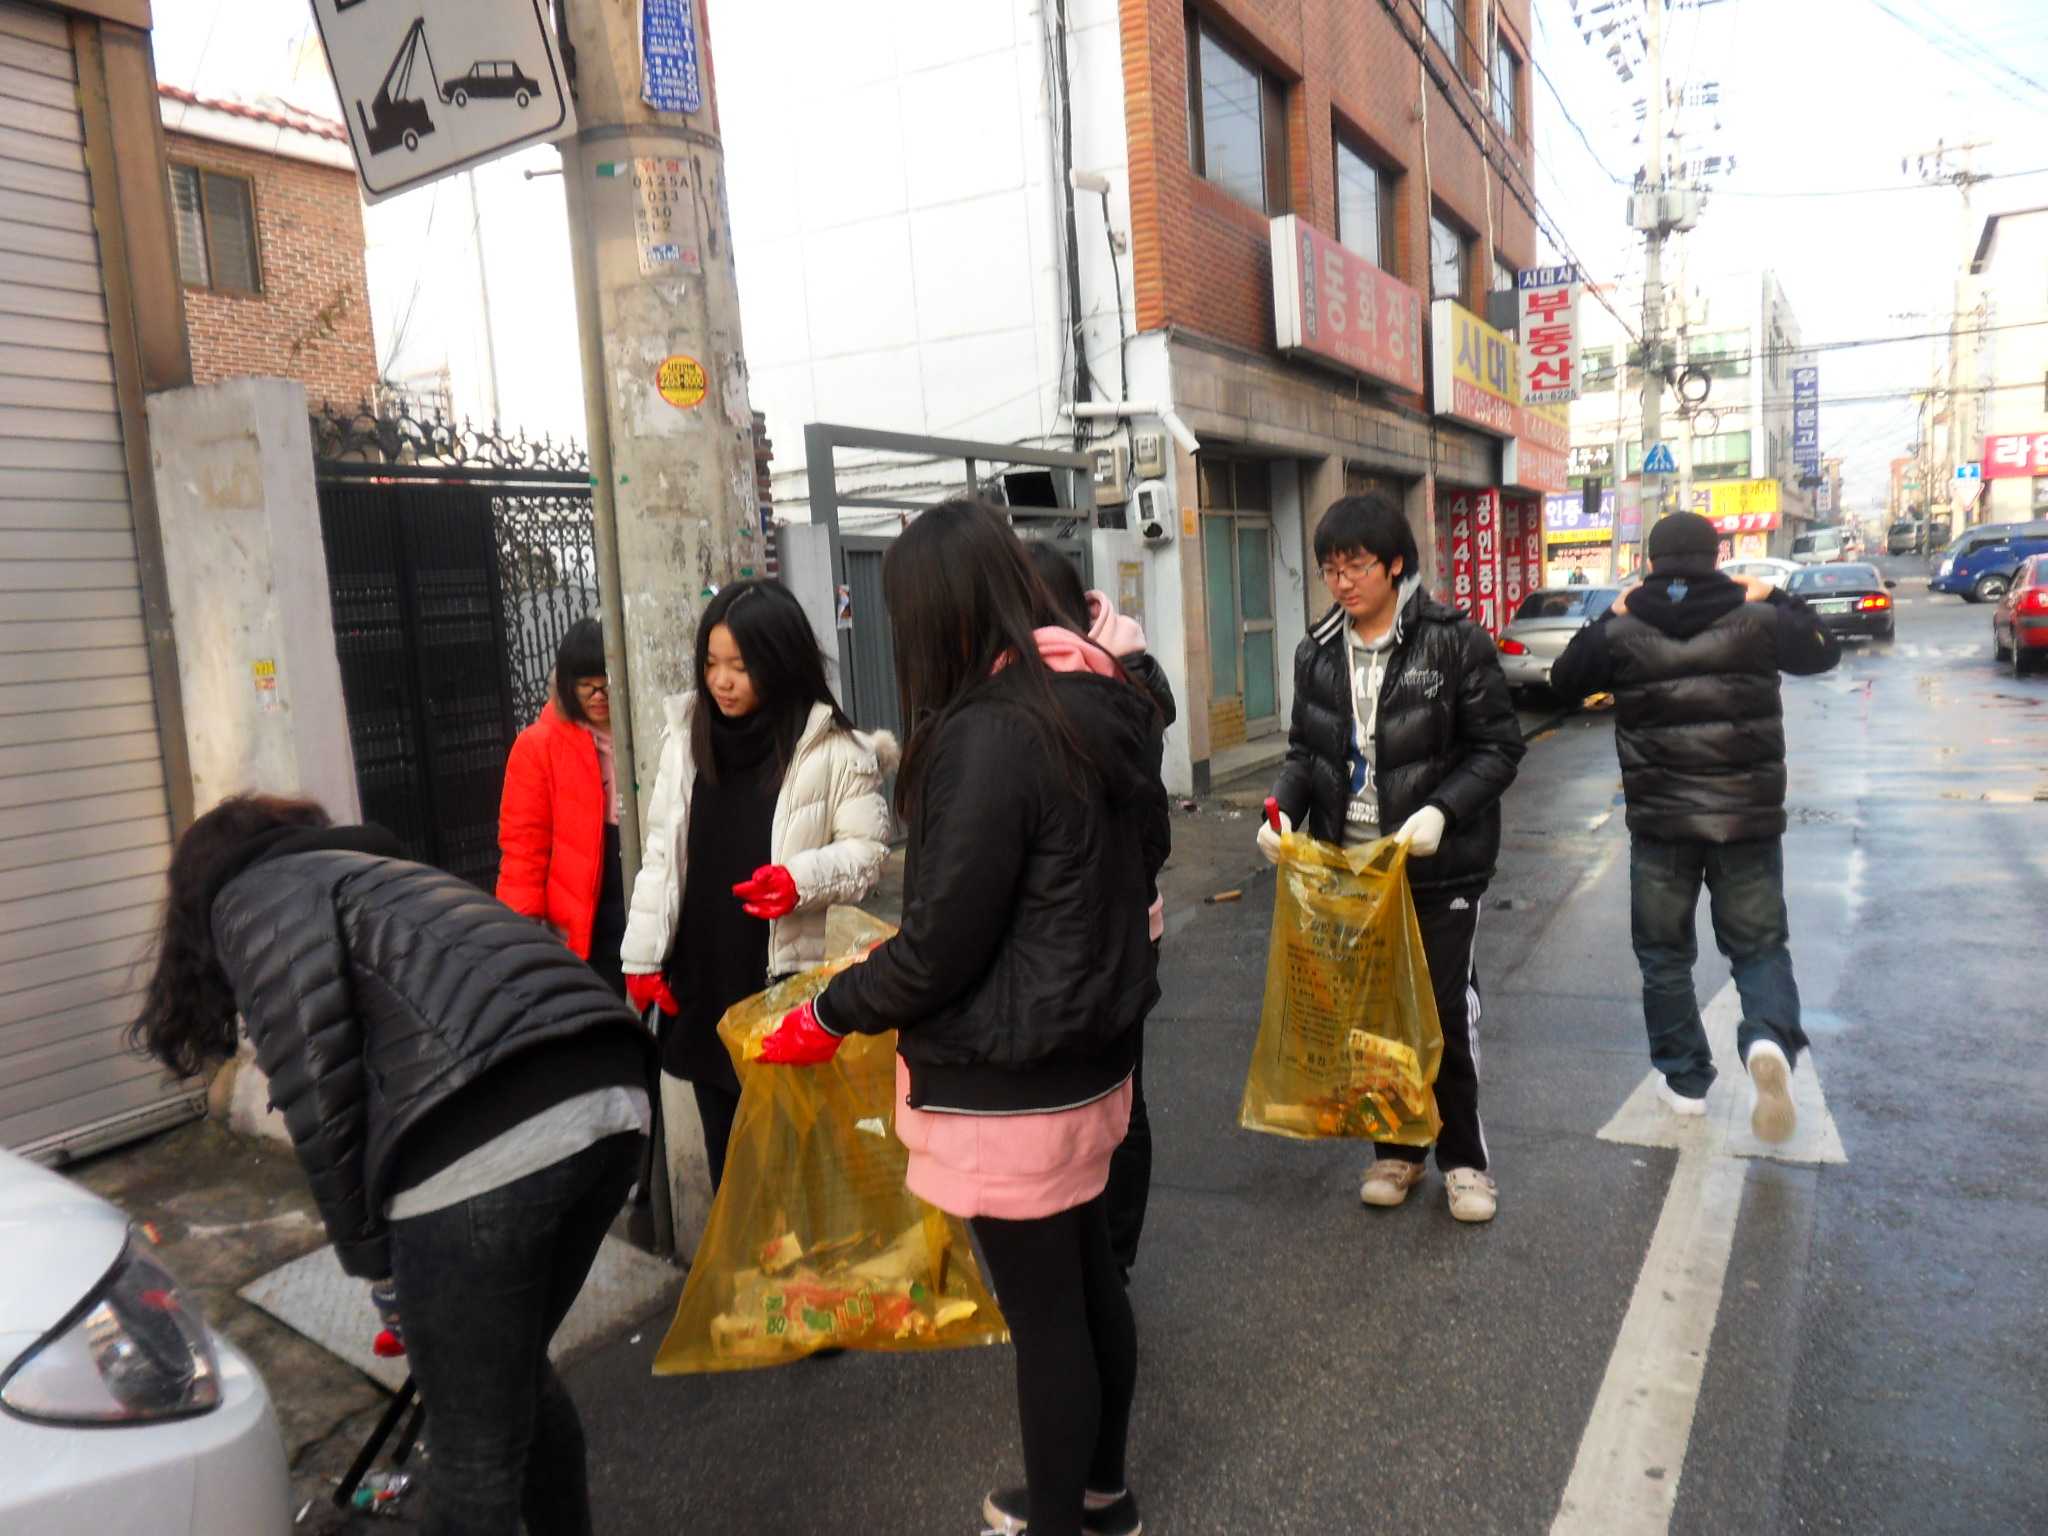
[{"xmin": 311, "ymin": 0, "xmax": 576, "ymax": 203}]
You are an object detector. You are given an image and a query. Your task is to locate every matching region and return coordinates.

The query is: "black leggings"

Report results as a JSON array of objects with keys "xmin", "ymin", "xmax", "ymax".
[{"xmin": 970, "ymin": 1196, "xmax": 1137, "ymax": 1536}]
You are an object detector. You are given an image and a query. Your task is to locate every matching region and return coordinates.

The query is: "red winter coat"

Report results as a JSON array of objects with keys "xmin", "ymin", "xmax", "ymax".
[{"xmin": 497, "ymin": 704, "xmax": 608, "ymax": 958}]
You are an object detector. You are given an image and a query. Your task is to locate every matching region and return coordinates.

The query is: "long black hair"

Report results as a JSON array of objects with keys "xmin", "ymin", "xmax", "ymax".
[
  {"xmin": 690, "ymin": 578, "xmax": 852, "ymax": 786},
  {"xmin": 132, "ymin": 795, "xmax": 332, "ymax": 1079},
  {"xmin": 882, "ymin": 498, "xmax": 1087, "ymax": 811},
  {"xmin": 553, "ymin": 617, "xmax": 607, "ymax": 725},
  {"xmin": 1024, "ymin": 540, "xmax": 1091, "ymax": 632}
]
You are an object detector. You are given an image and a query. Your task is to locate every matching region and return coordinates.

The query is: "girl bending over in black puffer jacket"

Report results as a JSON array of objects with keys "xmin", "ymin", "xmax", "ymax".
[{"xmin": 135, "ymin": 795, "xmax": 654, "ymax": 1536}]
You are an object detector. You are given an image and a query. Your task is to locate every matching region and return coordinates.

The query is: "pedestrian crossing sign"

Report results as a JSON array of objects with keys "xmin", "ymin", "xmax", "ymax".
[{"xmin": 1642, "ymin": 442, "xmax": 1677, "ymax": 474}]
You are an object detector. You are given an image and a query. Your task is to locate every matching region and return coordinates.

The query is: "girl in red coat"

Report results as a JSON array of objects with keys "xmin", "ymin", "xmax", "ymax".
[{"xmin": 497, "ymin": 619, "xmax": 628, "ymax": 994}]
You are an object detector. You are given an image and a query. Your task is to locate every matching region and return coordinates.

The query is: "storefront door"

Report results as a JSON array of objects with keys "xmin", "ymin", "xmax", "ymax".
[{"xmin": 1199, "ymin": 456, "xmax": 1280, "ymax": 747}]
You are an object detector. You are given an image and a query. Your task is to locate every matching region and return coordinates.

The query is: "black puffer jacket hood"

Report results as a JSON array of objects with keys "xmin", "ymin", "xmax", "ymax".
[
  {"xmin": 818, "ymin": 667, "xmax": 1169, "ymax": 1114},
  {"xmin": 1271, "ymin": 587, "xmax": 1526, "ymax": 893},
  {"xmin": 210, "ymin": 835, "xmax": 650, "ymax": 1277}
]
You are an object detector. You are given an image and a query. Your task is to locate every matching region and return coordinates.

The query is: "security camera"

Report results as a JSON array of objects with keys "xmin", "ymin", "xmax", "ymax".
[{"xmin": 1133, "ymin": 480, "xmax": 1172, "ymax": 543}]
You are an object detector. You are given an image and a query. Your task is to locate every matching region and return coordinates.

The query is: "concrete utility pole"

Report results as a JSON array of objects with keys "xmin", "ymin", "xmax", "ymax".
[
  {"xmin": 1638, "ymin": 0, "xmax": 1666, "ymax": 541},
  {"xmin": 1905, "ymin": 138, "xmax": 1990, "ymax": 530},
  {"xmin": 557, "ymin": 0, "xmax": 761, "ymax": 886}
]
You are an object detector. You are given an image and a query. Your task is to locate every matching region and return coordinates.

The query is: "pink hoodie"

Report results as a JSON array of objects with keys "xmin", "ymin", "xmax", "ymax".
[
  {"xmin": 892, "ymin": 626, "xmax": 1137, "ymax": 1221},
  {"xmin": 1086, "ymin": 590, "xmax": 1148, "ymax": 658}
]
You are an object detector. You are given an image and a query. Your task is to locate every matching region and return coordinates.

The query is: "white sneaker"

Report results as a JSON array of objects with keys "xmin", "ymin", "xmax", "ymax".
[
  {"xmin": 1745, "ymin": 1039, "xmax": 1797, "ymax": 1144},
  {"xmin": 1444, "ymin": 1168, "xmax": 1497, "ymax": 1223},
  {"xmin": 1359, "ymin": 1159, "xmax": 1427, "ymax": 1207},
  {"xmin": 1656, "ymin": 1077, "xmax": 1707, "ymax": 1117}
]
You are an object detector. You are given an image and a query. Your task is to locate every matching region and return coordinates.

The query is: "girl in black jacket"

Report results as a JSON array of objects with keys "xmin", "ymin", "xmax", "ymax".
[
  {"xmin": 757, "ymin": 501, "xmax": 1169, "ymax": 1536},
  {"xmin": 136, "ymin": 795, "xmax": 653, "ymax": 1536}
]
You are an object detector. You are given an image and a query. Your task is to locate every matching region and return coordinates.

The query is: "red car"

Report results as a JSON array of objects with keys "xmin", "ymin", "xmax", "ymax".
[{"xmin": 1992, "ymin": 554, "xmax": 2048, "ymax": 676}]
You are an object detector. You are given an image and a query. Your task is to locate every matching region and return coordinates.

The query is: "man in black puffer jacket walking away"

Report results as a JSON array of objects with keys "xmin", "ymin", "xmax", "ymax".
[
  {"xmin": 1550, "ymin": 511, "xmax": 1839, "ymax": 1144},
  {"xmin": 1262, "ymin": 493, "xmax": 1526, "ymax": 1223}
]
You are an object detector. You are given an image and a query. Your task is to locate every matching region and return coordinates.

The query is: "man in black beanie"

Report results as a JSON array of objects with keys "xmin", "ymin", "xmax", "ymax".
[{"xmin": 1550, "ymin": 511, "xmax": 1838, "ymax": 1142}]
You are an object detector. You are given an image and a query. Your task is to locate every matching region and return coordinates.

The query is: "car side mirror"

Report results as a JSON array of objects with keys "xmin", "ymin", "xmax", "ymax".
[{"xmin": 1884, "ymin": 580, "xmax": 1897, "ymax": 589}]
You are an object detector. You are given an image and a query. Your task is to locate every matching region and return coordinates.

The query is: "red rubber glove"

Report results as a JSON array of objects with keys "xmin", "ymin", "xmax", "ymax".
[
  {"xmin": 625, "ymin": 972, "xmax": 680, "ymax": 1016},
  {"xmin": 732, "ymin": 864, "xmax": 799, "ymax": 920},
  {"xmin": 755, "ymin": 999, "xmax": 844, "ymax": 1066}
]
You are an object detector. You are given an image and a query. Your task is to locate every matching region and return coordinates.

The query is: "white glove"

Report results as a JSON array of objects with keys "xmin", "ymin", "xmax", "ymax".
[
  {"xmin": 1257, "ymin": 810, "xmax": 1293, "ymax": 864},
  {"xmin": 1396, "ymin": 805, "xmax": 1446, "ymax": 857}
]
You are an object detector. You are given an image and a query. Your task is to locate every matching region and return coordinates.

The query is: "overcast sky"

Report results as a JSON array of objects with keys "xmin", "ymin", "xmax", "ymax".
[{"xmin": 150, "ymin": 0, "xmax": 2048, "ymax": 517}]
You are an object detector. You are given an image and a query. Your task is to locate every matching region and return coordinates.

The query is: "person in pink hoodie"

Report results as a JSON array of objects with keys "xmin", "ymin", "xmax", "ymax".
[
  {"xmin": 1026, "ymin": 543, "xmax": 1175, "ymax": 1282},
  {"xmin": 758, "ymin": 501, "xmax": 1168, "ymax": 1536}
]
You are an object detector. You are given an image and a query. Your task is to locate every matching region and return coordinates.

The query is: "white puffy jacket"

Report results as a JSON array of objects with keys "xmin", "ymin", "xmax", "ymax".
[{"xmin": 620, "ymin": 693, "xmax": 896, "ymax": 980}]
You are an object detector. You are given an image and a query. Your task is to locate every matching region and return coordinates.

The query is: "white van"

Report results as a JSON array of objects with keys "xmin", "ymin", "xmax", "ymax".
[{"xmin": 1790, "ymin": 527, "xmax": 1847, "ymax": 565}]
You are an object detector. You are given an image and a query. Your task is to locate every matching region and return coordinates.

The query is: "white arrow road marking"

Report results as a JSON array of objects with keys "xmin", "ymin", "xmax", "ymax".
[{"xmin": 1550, "ymin": 982, "xmax": 1845, "ymax": 1536}]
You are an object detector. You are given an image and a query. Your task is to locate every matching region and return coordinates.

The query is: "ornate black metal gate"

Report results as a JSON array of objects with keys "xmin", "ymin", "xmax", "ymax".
[{"xmin": 312, "ymin": 407, "xmax": 597, "ymax": 888}]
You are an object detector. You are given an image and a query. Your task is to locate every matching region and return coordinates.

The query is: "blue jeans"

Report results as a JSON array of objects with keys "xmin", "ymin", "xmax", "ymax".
[
  {"xmin": 1629, "ymin": 836, "xmax": 1810, "ymax": 1097},
  {"xmin": 388, "ymin": 1131, "xmax": 643, "ymax": 1536}
]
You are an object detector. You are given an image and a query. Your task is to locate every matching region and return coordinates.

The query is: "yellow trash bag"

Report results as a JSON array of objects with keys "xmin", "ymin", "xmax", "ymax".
[
  {"xmin": 654, "ymin": 907, "xmax": 1008, "ymax": 1373},
  {"xmin": 1238, "ymin": 833, "xmax": 1443, "ymax": 1144}
]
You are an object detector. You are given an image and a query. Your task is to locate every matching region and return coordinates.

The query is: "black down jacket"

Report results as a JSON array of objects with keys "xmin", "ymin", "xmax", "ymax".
[
  {"xmin": 1548, "ymin": 575, "xmax": 1840, "ymax": 843},
  {"xmin": 1271, "ymin": 588, "xmax": 1526, "ymax": 894},
  {"xmin": 818, "ymin": 667, "xmax": 1170, "ymax": 1115},
  {"xmin": 210, "ymin": 829, "xmax": 650, "ymax": 1277}
]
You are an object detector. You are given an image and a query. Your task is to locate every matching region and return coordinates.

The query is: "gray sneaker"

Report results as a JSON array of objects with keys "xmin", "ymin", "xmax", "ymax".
[
  {"xmin": 1359, "ymin": 1158, "xmax": 1428, "ymax": 1207},
  {"xmin": 981, "ymin": 1488, "xmax": 1143, "ymax": 1536},
  {"xmin": 1745, "ymin": 1040, "xmax": 1796, "ymax": 1144}
]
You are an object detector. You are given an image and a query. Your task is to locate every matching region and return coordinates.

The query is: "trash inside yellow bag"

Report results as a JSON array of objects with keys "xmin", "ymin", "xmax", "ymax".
[
  {"xmin": 1238, "ymin": 833, "xmax": 1443, "ymax": 1143},
  {"xmin": 654, "ymin": 907, "xmax": 1008, "ymax": 1372}
]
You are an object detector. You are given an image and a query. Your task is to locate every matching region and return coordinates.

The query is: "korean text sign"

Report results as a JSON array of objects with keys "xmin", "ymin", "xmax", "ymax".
[
  {"xmin": 1981, "ymin": 433, "xmax": 2048, "ymax": 479},
  {"xmin": 1791, "ymin": 363, "xmax": 1820, "ymax": 479},
  {"xmin": 1431, "ymin": 300, "xmax": 1517, "ymax": 437},
  {"xmin": 1270, "ymin": 216, "xmax": 1425, "ymax": 394},
  {"xmin": 1516, "ymin": 265, "xmax": 1582, "ymax": 403}
]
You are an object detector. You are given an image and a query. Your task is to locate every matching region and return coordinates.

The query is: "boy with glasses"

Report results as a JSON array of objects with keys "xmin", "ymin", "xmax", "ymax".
[{"xmin": 1258, "ymin": 493, "xmax": 1526, "ymax": 1221}]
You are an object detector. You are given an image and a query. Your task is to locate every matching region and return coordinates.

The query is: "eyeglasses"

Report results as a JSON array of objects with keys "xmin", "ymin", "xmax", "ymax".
[
  {"xmin": 574, "ymin": 679, "xmax": 610, "ymax": 699},
  {"xmin": 1318, "ymin": 556, "xmax": 1383, "ymax": 587}
]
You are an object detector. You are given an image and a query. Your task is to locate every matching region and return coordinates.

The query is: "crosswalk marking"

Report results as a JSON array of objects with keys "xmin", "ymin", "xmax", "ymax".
[{"xmin": 1551, "ymin": 983, "xmax": 1844, "ymax": 1535}]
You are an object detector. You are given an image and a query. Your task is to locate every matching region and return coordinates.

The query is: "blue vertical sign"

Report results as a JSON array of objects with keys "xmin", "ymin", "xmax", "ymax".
[
  {"xmin": 1791, "ymin": 363, "xmax": 1820, "ymax": 483},
  {"xmin": 641, "ymin": 0, "xmax": 702, "ymax": 115}
]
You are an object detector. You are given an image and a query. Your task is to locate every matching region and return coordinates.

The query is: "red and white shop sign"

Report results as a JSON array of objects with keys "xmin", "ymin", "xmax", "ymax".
[
  {"xmin": 1981, "ymin": 432, "xmax": 2048, "ymax": 479},
  {"xmin": 1515, "ymin": 265, "xmax": 1583, "ymax": 404},
  {"xmin": 1501, "ymin": 499, "xmax": 1527, "ymax": 616},
  {"xmin": 1270, "ymin": 215, "xmax": 1426, "ymax": 394}
]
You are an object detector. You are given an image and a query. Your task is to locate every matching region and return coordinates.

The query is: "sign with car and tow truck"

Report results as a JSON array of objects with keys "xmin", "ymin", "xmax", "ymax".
[{"xmin": 309, "ymin": 0, "xmax": 575, "ymax": 202}]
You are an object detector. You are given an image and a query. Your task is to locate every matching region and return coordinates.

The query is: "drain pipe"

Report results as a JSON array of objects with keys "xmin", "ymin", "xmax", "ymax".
[{"xmin": 1062, "ymin": 401, "xmax": 1200, "ymax": 455}]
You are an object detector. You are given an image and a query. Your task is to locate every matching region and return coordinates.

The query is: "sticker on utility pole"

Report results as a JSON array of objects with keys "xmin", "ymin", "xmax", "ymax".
[
  {"xmin": 309, "ymin": 0, "xmax": 574, "ymax": 203},
  {"xmin": 657, "ymin": 355, "xmax": 708, "ymax": 409},
  {"xmin": 252, "ymin": 659, "xmax": 279, "ymax": 712},
  {"xmin": 641, "ymin": 0, "xmax": 703, "ymax": 114},
  {"xmin": 630, "ymin": 158, "xmax": 701, "ymax": 276}
]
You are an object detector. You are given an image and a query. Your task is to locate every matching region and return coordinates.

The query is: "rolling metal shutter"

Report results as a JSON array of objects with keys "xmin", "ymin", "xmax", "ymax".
[{"xmin": 0, "ymin": 0, "xmax": 192, "ymax": 1159}]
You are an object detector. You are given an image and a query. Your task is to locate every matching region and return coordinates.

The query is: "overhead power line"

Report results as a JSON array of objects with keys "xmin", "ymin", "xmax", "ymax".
[{"xmin": 1711, "ymin": 164, "xmax": 2048, "ymax": 199}]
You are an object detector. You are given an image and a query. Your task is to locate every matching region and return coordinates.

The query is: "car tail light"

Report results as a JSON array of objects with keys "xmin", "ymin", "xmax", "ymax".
[
  {"xmin": 1856, "ymin": 594, "xmax": 1891, "ymax": 611},
  {"xmin": 0, "ymin": 1233, "xmax": 220, "ymax": 1425},
  {"xmin": 1497, "ymin": 638, "xmax": 1528, "ymax": 655},
  {"xmin": 2026, "ymin": 589, "xmax": 2048, "ymax": 614}
]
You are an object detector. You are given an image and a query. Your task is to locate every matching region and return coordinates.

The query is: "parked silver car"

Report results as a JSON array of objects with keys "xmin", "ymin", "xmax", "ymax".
[{"xmin": 1495, "ymin": 586, "xmax": 1620, "ymax": 694}]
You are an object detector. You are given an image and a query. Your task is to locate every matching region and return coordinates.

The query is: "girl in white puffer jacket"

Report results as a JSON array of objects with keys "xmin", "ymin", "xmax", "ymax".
[{"xmin": 620, "ymin": 580, "xmax": 895, "ymax": 1224}]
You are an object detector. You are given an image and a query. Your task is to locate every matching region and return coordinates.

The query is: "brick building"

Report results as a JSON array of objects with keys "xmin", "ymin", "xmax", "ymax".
[
  {"xmin": 158, "ymin": 85, "xmax": 377, "ymax": 408},
  {"xmin": 717, "ymin": 0, "xmax": 1549, "ymax": 792}
]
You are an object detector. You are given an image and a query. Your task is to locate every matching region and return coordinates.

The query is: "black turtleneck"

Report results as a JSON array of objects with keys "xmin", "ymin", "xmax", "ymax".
[{"xmin": 660, "ymin": 705, "xmax": 780, "ymax": 1085}]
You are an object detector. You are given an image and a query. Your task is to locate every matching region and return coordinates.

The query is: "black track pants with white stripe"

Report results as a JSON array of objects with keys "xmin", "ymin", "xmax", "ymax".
[{"xmin": 1375, "ymin": 890, "xmax": 1489, "ymax": 1173}]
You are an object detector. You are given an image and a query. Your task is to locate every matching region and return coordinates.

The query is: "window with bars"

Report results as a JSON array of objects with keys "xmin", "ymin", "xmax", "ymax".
[
  {"xmin": 1186, "ymin": 12, "xmax": 1291, "ymax": 215},
  {"xmin": 1334, "ymin": 136, "xmax": 1397, "ymax": 272},
  {"xmin": 169, "ymin": 164, "xmax": 261, "ymax": 295}
]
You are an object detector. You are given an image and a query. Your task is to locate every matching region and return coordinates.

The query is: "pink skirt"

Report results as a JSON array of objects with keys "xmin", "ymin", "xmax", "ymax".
[{"xmin": 893, "ymin": 1056, "xmax": 1133, "ymax": 1221}]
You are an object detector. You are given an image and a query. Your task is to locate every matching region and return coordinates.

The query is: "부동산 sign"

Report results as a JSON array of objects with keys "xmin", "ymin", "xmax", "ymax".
[
  {"xmin": 1270, "ymin": 216, "xmax": 1425, "ymax": 394},
  {"xmin": 309, "ymin": 0, "xmax": 575, "ymax": 203},
  {"xmin": 1791, "ymin": 362, "xmax": 1820, "ymax": 481},
  {"xmin": 1431, "ymin": 299, "xmax": 1517, "ymax": 437},
  {"xmin": 1516, "ymin": 265, "xmax": 1582, "ymax": 404}
]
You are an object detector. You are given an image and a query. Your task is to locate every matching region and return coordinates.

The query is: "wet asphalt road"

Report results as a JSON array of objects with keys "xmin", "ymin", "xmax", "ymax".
[{"xmin": 566, "ymin": 559, "xmax": 2048, "ymax": 1535}]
